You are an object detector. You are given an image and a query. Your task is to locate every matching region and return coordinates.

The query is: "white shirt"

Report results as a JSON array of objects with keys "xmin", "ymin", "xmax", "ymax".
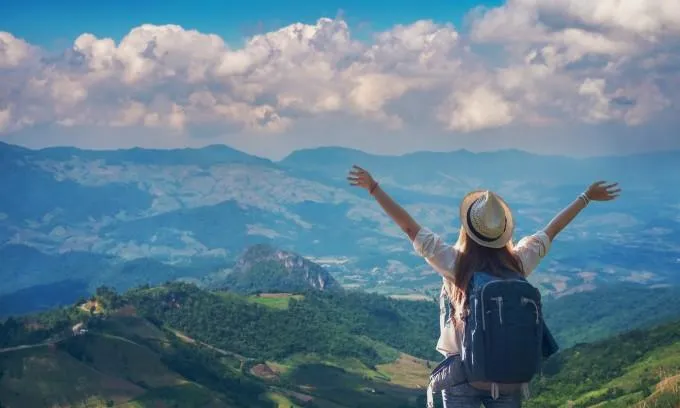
[{"xmin": 412, "ymin": 227, "xmax": 552, "ymax": 357}]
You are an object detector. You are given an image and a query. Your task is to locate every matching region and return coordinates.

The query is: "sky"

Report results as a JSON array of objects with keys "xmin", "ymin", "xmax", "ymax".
[{"xmin": 1, "ymin": 0, "xmax": 679, "ymax": 159}]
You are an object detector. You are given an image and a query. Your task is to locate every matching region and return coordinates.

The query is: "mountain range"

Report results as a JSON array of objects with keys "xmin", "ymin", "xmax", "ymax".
[{"xmin": 2, "ymin": 140, "xmax": 680, "ymax": 314}]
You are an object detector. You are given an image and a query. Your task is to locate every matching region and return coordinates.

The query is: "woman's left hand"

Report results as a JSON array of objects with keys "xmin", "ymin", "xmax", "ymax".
[{"xmin": 586, "ymin": 181, "xmax": 621, "ymax": 201}]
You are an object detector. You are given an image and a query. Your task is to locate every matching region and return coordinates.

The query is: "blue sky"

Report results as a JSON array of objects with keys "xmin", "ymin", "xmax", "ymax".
[
  {"xmin": 0, "ymin": 0, "xmax": 679, "ymax": 158},
  {"xmin": 1, "ymin": 0, "xmax": 500, "ymax": 49}
]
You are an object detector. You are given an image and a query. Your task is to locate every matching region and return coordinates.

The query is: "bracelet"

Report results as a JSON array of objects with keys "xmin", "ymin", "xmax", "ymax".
[
  {"xmin": 369, "ymin": 182, "xmax": 379, "ymax": 195},
  {"xmin": 578, "ymin": 192, "xmax": 590, "ymax": 206}
]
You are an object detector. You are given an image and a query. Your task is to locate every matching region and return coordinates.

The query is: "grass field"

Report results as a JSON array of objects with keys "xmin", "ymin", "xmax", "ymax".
[
  {"xmin": 0, "ymin": 343, "xmax": 145, "ymax": 407},
  {"xmin": 101, "ymin": 315, "xmax": 167, "ymax": 341},
  {"xmin": 637, "ymin": 374, "xmax": 680, "ymax": 408},
  {"xmin": 247, "ymin": 293, "xmax": 306, "ymax": 310},
  {"xmin": 264, "ymin": 346, "xmax": 431, "ymax": 408},
  {"xmin": 263, "ymin": 390, "xmax": 302, "ymax": 408},
  {"xmin": 120, "ymin": 383, "xmax": 228, "ymax": 408},
  {"xmin": 388, "ymin": 294, "xmax": 433, "ymax": 302},
  {"xmin": 284, "ymin": 362, "xmax": 423, "ymax": 408},
  {"xmin": 272, "ymin": 353, "xmax": 391, "ymax": 382},
  {"xmin": 570, "ymin": 341, "xmax": 680, "ymax": 407},
  {"xmin": 64, "ymin": 333, "xmax": 185, "ymax": 389},
  {"xmin": 375, "ymin": 353, "xmax": 433, "ymax": 389}
]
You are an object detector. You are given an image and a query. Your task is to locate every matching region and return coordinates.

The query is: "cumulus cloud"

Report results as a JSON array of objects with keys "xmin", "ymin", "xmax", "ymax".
[
  {"xmin": 0, "ymin": 1, "xmax": 679, "ymax": 141},
  {"xmin": 0, "ymin": 32, "xmax": 35, "ymax": 68},
  {"xmin": 439, "ymin": 85, "xmax": 514, "ymax": 131}
]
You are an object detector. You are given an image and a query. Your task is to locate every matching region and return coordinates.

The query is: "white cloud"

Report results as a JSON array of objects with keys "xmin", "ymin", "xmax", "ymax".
[
  {"xmin": 439, "ymin": 85, "xmax": 514, "ymax": 131},
  {"xmin": 0, "ymin": 32, "xmax": 35, "ymax": 68},
  {"xmin": 468, "ymin": 0, "xmax": 680, "ymax": 127},
  {"xmin": 0, "ymin": 3, "xmax": 679, "ymax": 144}
]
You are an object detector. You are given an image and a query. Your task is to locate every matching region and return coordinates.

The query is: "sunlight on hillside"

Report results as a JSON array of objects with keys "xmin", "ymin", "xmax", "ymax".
[{"xmin": 248, "ymin": 293, "xmax": 306, "ymax": 310}]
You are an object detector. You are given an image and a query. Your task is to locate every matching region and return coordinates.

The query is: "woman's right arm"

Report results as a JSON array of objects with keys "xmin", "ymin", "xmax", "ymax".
[
  {"xmin": 347, "ymin": 165, "xmax": 421, "ymax": 240},
  {"xmin": 347, "ymin": 165, "xmax": 458, "ymax": 279},
  {"xmin": 543, "ymin": 180, "xmax": 621, "ymax": 242},
  {"xmin": 369, "ymin": 183, "xmax": 422, "ymax": 241}
]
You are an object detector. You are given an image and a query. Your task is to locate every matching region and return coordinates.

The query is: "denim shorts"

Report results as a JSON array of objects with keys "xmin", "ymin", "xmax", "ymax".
[{"xmin": 442, "ymin": 382, "xmax": 522, "ymax": 408}]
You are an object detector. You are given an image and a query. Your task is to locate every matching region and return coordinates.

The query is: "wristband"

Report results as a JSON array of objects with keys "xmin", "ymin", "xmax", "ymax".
[
  {"xmin": 578, "ymin": 192, "xmax": 590, "ymax": 206},
  {"xmin": 369, "ymin": 182, "xmax": 379, "ymax": 195}
]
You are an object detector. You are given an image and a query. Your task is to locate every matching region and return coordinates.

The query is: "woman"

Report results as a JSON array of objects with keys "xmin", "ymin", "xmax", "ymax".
[{"xmin": 347, "ymin": 165, "xmax": 621, "ymax": 408}]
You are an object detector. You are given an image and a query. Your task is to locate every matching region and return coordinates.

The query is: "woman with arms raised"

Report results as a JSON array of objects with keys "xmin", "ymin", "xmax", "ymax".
[{"xmin": 347, "ymin": 165, "xmax": 620, "ymax": 408}]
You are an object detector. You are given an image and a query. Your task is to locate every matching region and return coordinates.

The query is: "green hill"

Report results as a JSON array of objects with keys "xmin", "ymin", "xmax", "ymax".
[
  {"xmin": 2, "ymin": 282, "xmax": 680, "ymax": 408},
  {"xmin": 0, "ymin": 284, "xmax": 437, "ymax": 408},
  {"xmin": 126, "ymin": 282, "xmax": 440, "ymax": 365},
  {"xmin": 542, "ymin": 283, "xmax": 680, "ymax": 348},
  {"xmin": 0, "ymin": 332, "xmax": 242, "ymax": 408},
  {"xmin": 526, "ymin": 319, "xmax": 680, "ymax": 408}
]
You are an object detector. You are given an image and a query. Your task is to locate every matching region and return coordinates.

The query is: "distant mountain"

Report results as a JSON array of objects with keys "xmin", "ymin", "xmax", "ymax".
[
  {"xmin": 218, "ymin": 244, "xmax": 343, "ymax": 294},
  {"xmin": 280, "ymin": 146, "xmax": 680, "ymax": 189},
  {"xmin": 2, "ymin": 140, "xmax": 680, "ymax": 308},
  {"xmin": 0, "ymin": 244, "xmax": 231, "ymax": 316},
  {"xmin": 0, "ymin": 279, "xmax": 90, "ymax": 317},
  {"xmin": 0, "ymin": 140, "xmax": 274, "ymax": 167}
]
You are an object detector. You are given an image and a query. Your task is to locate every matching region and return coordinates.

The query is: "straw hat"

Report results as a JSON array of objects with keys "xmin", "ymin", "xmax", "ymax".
[{"xmin": 459, "ymin": 190, "xmax": 514, "ymax": 249}]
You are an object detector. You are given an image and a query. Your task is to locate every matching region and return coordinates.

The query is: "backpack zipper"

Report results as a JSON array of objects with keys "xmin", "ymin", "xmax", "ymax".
[
  {"xmin": 490, "ymin": 296, "xmax": 503, "ymax": 325},
  {"xmin": 521, "ymin": 297, "xmax": 540, "ymax": 324}
]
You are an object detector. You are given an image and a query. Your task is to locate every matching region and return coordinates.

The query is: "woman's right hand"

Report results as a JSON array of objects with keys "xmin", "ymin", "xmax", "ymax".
[
  {"xmin": 347, "ymin": 165, "xmax": 378, "ymax": 191},
  {"xmin": 586, "ymin": 181, "xmax": 621, "ymax": 201}
]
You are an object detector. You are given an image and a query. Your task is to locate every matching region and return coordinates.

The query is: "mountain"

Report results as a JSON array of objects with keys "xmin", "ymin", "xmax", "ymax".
[
  {"xmin": 526, "ymin": 318, "xmax": 680, "ymax": 408},
  {"xmin": 542, "ymin": 283, "xmax": 680, "ymax": 348},
  {"xmin": 0, "ymin": 312, "xmax": 274, "ymax": 408},
  {"xmin": 218, "ymin": 244, "xmax": 343, "ymax": 294},
  {"xmin": 0, "ymin": 244, "xmax": 232, "ymax": 318},
  {"xmin": 2, "ymin": 140, "xmax": 680, "ymax": 315},
  {"xmin": 0, "ymin": 279, "xmax": 90, "ymax": 317},
  {"xmin": 0, "ymin": 283, "xmax": 440, "ymax": 408},
  {"xmin": 2, "ymin": 282, "xmax": 680, "ymax": 408}
]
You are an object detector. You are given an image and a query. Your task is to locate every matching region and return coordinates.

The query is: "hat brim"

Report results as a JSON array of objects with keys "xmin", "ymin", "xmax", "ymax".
[{"xmin": 459, "ymin": 190, "xmax": 514, "ymax": 249}]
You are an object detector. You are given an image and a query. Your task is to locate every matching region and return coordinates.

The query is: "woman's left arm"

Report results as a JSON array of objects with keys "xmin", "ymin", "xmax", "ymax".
[{"xmin": 543, "ymin": 181, "xmax": 621, "ymax": 242}]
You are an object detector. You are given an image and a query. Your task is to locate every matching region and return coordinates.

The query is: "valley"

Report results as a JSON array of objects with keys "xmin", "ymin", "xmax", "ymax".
[{"xmin": 2, "ymin": 142, "xmax": 680, "ymax": 316}]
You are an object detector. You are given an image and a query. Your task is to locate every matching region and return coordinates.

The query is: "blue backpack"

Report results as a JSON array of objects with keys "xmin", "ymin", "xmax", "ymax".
[
  {"xmin": 460, "ymin": 271, "xmax": 550, "ymax": 398},
  {"xmin": 426, "ymin": 271, "xmax": 559, "ymax": 406}
]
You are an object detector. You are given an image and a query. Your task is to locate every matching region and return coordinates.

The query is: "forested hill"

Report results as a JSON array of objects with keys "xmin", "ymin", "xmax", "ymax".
[
  {"xmin": 1, "ymin": 283, "xmax": 680, "ymax": 407},
  {"xmin": 527, "ymin": 319, "xmax": 680, "ymax": 407},
  {"xmin": 128, "ymin": 282, "xmax": 440, "ymax": 363},
  {"xmin": 0, "ymin": 283, "xmax": 441, "ymax": 408}
]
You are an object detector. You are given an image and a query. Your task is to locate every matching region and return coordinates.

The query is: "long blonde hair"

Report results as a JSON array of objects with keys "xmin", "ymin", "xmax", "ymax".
[{"xmin": 445, "ymin": 228, "xmax": 525, "ymax": 327}]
